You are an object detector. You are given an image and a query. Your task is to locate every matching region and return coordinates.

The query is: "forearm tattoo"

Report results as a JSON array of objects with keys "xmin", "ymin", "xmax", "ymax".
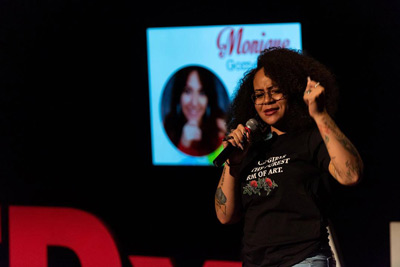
[
  {"xmin": 215, "ymin": 166, "xmax": 227, "ymax": 214},
  {"xmin": 320, "ymin": 116, "xmax": 363, "ymax": 181}
]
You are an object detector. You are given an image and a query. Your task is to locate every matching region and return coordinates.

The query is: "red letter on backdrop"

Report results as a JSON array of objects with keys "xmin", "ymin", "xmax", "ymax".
[
  {"xmin": 9, "ymin": 206, "xmax": 122, "ymax": 267},
  {"xmin": 129, "ymin": 255, "xmax": 173, "ymax": 267},
  {"xmin": 203, "ymin": 260, "xmax": 241, "ymax": 267}
]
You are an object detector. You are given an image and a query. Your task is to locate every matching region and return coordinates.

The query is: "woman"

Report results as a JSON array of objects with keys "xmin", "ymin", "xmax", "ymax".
[
  {"xmin": 214, "ymin": 47, "xmax": 363, "ymax": 266},
  {"xmin": 163, "ymin": 66, "xmax": 227, "ymax": 156}
]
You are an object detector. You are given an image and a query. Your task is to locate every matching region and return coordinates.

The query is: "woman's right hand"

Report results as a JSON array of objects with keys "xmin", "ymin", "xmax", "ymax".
[
  {"xmin": 223, "ymin": 124, "xmax": 251, "ymax": 166},
  {"xmin": 180, "ymin": 119, "xmax": 202, "ymax": 148}
]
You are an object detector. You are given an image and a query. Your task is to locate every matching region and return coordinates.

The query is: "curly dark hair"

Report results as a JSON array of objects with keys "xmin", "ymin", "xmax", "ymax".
[{"xmin": 226, "ymin": 47, "xmax": 339, "ymax": 133}]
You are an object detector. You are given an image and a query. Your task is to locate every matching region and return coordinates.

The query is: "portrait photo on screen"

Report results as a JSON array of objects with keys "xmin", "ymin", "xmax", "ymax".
[
  {"xmin": 147, "ymin": 23, "xmax": 302, "ymax": 165},
  {"xmin": 161, "ymin": 66, "xmax": 230, "ymax": 157}
]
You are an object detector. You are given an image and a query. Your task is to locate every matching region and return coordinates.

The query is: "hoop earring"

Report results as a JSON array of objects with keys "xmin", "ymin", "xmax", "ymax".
[
  {"xmin": 205, "ymin": 106, "xmax": 211, "ymax": 118},
  {"xmin": 176, "ymin": 104, "xmax": 182, "ymax": 115}
]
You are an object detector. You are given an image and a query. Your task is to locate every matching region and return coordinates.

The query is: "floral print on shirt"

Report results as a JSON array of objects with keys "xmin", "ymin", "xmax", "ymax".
[{"xmin": 243, "ymin": 177, "xmax": 278, "ymax": 196}]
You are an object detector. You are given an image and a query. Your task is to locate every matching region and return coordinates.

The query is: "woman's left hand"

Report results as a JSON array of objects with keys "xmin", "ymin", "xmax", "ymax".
[{"xmin": 303, "ymin": 76, "xmax": 327, "ymax": 119}]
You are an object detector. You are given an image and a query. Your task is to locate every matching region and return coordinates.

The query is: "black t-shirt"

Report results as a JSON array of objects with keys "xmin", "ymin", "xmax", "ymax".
[{"xmin": 239, "ymin": 127, "xmax": 333, "ymax": 267}]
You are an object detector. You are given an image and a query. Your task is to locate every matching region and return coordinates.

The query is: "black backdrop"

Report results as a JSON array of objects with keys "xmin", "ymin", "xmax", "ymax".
[{"xmin": 1, "ymin": 0, "xmax": 400, "ymax": 266}]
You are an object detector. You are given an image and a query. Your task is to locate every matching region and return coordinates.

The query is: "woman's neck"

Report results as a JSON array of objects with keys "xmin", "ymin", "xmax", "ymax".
[{"xmin": 271, "ymin": 126, "xmax": 286, "ymax": 135}]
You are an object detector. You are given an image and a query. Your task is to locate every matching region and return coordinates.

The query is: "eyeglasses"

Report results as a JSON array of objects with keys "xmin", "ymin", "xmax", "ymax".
[{"xmin": 251, "ymin": 89, "xmax": 285, "ymax": 105}]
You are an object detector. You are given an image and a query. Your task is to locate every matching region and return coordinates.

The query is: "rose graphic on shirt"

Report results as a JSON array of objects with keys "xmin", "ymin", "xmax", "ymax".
[
  {"xmin": 265, "ymin": 178, "xmax": 273, "ymax": 187},
  {"xmin": 243, "ymin": 177, "xmax": 278, "ymax": 196}
]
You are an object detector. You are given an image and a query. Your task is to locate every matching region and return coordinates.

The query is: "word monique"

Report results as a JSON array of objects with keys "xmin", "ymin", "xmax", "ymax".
[{"xmin": 216, "ymin": 27, "xmax": 291, "ymax": 58}]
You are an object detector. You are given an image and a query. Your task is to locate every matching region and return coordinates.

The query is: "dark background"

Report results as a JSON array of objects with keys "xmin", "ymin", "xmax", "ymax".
[{"xmin": 1, "ymin": 0, "xmax": 400, "ymax": 266}]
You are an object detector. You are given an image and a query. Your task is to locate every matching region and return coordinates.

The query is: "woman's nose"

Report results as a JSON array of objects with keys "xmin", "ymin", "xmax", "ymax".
[
  {"xmin": 190, "ymin": 93, "xmax": 200, "ymax": 104},
  {"xmin": 263, "ymin": 92, "xmax": 276, "ymax": 105}
]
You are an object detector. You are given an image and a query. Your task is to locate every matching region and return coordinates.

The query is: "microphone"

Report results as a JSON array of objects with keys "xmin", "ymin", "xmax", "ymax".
[{"xmin": 213, "ymin": 118, "xmax": 263, "ymax": 167}]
